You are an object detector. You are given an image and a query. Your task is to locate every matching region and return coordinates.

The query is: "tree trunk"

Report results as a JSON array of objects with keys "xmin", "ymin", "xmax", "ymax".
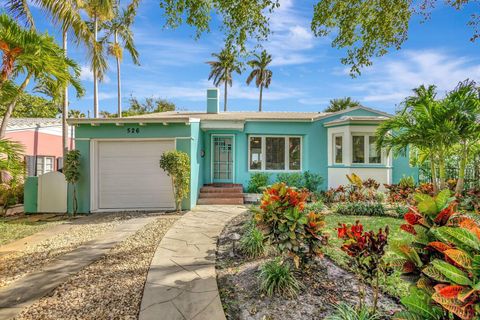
[
  {"xmin": 224, "ymin": 81, "xmax": 228, "ymax": 112},
  {"xmin": 93, "ymin": 15, "xmax": 99, "ymax": 118},
  {"xmin": 455, "ymin": 142, "xmax": 468, "ymax": 195},
  {"xmin": 259, "ymin": 84, "xmax": 263, "ymax": 112},
  {"xmin": 62, "ymin": 30, "xmax": 69, "ymax": 161},
  {"xmin": 438, "ymin": 152, "xmax": 446, "ymax": 190},
  {"xmin": 430, "ymin": 157, "xmax": 438, "ymax": 193},
  {"xmin": 115, "ymin": 32, "xmax": 122, "ymax": 118},
  {"xmin": 0, "ymin": 74, "xmax": 32, "ymax": 139}
]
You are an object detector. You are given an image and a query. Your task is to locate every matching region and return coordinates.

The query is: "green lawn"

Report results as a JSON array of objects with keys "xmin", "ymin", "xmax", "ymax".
[
  {"xmin": 324, "ymin": 214, "xmax": 414, "ymax": 299},
  {"xmin": 0, "ymin": 219, "xmax": 61, "ymax": 246}
]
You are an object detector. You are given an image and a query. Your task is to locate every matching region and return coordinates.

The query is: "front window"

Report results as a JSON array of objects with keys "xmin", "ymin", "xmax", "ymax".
[
  {"xmin": 334, "ymin": 135, "xmax": 343, "ymax": 164},
  {"xmin": 352, "ymin": 135, "xmax": 365, "ymax": 163},
  {"xmin": 249, "ymin": 137, "xmax": 262, "ymax": 170},
  {"xmin": 352, "ymin": 134, "xmax": 383, "ymax": 164},
  {"xmin": 249, "ymin": 136, "xmax": 302, "ymax": 171},
  {"xmin": 36, "ymin": 156, "xmax": 55, "ymax": 176}
]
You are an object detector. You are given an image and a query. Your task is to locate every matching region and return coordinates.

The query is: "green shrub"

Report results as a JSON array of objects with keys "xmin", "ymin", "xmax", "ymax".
[
  {"xmin": 276, "ymin": 172, "xmax": 304, "ymax": 189},
  {"xmin": 240, "ymin": 226, "xmax": 266, "ymax": 258},
  {"xmin": 398, "ymin": 175, "xmax": 416, "ymax": 189},
  {"xmin": 304, "ymin": 200, "xmax": 324, "ymax": 213},
  {"xmin": 247, "ymin": 172, "xmax": 270, "ymax": 193},
  {"xmin": 335, "ymin": 202, "xmax": 386, "ymax": 216},
  {"xmin": 303, "ymin": 170, "xmax": 323, "ymax": 191},
  {"xmin": 326, "ymin": 303, "xmax": 380, "ymax": 320},
  {"xmin": 159, "ymin": 150, "xmax": 190, "ymax": 212},
  {"xmin": 64, "ymin": 150, "xmax": 81, "ymax": 215},
  {"xmin": 259, "ymin": 258, "xmax": 301, "ymax": 298}
]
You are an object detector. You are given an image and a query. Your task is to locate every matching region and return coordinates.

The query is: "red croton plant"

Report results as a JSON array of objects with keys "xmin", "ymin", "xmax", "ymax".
[
  {"xmin": 255, "ymin": 183, "xmax": 328, "ymax": 268},
  {"xmin": 337, "ymin": 221, "xmax": 390, "ymax": 313},
  {"xmin": 393, "ymin": 190, "xmax": 480, "ymax": 320}
]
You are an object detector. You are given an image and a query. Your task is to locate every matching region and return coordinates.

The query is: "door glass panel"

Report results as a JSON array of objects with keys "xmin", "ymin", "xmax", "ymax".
[{"xmin": 213, "ymin": 137, "xmax": 233, "ymax": 181}]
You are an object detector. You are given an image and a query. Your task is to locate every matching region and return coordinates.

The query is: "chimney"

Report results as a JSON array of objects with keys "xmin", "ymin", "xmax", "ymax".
[{"xmin": 207, "ymin": 88, "xmax": 219, "ymax": 114}]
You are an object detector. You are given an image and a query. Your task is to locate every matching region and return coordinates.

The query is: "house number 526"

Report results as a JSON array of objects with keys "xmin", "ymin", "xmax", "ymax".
[{"xmin": 127, "ymin": 128, "xmax": 140, "ymax": 134}]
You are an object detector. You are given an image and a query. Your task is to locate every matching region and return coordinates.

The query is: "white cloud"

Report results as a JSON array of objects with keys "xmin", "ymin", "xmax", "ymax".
[
  {"xmin": 80, "ymin": 65, "xmax": 110, "ymax": 83},
  {"xmin": 348, "ymin": 49, "xmax": 480, "ymax": 105},
  {"xmin": 264, "ymin": 0, "xmax": 318, "ymax": 66}
]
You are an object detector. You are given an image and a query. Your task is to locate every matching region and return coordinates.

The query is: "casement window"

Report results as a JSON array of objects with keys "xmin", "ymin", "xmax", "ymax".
[
  {"xmin": 352, "ymin": 134, "xmax": 382, "ymax": 164},
  {"xmin": 333, "ymin": 134, "xmax": 343, "ymax": 164},
  {"xmin": 248, "ymin": 136, "xmax": 302, "ymax": 171},
  {"xmin": 36, "ymin": 156, "xmax": 55, "ymax": 176}
]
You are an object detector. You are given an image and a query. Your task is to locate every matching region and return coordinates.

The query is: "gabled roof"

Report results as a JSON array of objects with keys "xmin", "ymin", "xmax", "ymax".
[
  {"xmin": 2, "ymin": 118, "xmax": 62, "ymax": 130},
  {"xmin": 324, "ymin": 115, "xmax": 390, "ymax": 127}
]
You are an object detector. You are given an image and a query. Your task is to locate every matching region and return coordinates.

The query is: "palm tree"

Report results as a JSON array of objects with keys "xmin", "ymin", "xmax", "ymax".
[
  {"xmin": 206, "ymin": 47, "xmax": 241, "ymax": 111},
  {"xmin": 0, "ymin": 139, "xmax": 24, "ymax": 183},
  {"xmin": 0, "ymin": 14, "xmax": 84, "ymax": 138},
  {"xmin": 101, "ymin": 4, "xmax": 139, "ymax": 117},
  {"xmin": 5, "ymin": 0, "xmax": 95, "ymax": 160},
  {"xmin": 376, "ymin": 85, "xmax": 451, "ymax": 192},
  {"xmin": 324, "ymin": 97, "xmax": 362, "ymax": 112},
  {"xmin": 68, "ymin": 109, "xmax": 86, "ymax": 118},
  {"xmin": 246, "ymin": 50, "xmax": 272, "ymax": 112},
  {"xmin": 443, "ymin": 80, "xmax": 480, "ymax": 194},
  {"xmin": 82, "ymin": 0, "xmax": 115, "ymax": 118}
]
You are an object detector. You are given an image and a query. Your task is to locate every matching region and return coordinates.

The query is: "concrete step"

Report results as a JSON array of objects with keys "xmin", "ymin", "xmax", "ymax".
[
  {"xmin": 200, "ymin": 186, "xmax": 243, "ymax": 193},
  {"xmin": 204, "ymin": 183, "xmax": 243, "ymax": 187},
  {"xmin": 199, "ymin": 192, "xmax": 244, "ymax": 199},
  {"xmin": 197, "ymin": 198, "xmax": 244, "ymax": 205}
]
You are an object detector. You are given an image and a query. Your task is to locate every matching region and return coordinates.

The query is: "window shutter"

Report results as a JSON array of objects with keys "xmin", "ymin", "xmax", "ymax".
[
  {"xmin": 57, "ymin": 157, "xmax": 64, "ymax": 172},
  {"xmin": 25, "ymin": 156, "xmax": 36, "ymax": 176}
]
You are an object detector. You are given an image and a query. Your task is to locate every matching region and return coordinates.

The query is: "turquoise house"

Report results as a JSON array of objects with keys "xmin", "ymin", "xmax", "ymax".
[{"xmin": 65, "ymin": 88, "xmax": 417, "ymax": 213}]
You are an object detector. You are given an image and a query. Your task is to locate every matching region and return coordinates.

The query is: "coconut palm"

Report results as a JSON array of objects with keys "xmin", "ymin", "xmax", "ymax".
[
  {"xmin": 101, "ymin": 4, "xmax": 139, "ymax": 117},
  {"xmin": 246, "ymin": 50, "xmax": 272, "ymax": 112},
  {"xmin": 206, "ymin": 47, "xmax": 241, "ymax": 111},
  {"xmin": 5, "ymin": 0, "xmax": 96, "ymax": 159},
  {"xmin": 443, "ymin": 80, "xmax": 480, "ymax": 193},
  {"xmin": 376, "ymin": 85, "xmax": 452, "ymax": 192},
  {"xmin": 0, "ymin": 14, "xmax": 84, "ymax": 138},
  {"xmin": 324, "ymin": 97, "xmax": 362, "ymax": 112},
  {"xmin": 82, "ymin": 0, "xmax": 115, "ymax": 118}
]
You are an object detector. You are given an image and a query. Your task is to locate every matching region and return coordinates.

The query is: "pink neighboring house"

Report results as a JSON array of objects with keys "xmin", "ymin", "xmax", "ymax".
[{"xmin": 4, "ymin": 118, "xmax": 73, "ymax": 176}]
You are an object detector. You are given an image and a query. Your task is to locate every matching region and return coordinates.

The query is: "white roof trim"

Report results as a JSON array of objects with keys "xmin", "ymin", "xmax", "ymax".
[{"xmin": 200, "ymin": 120, "xmax": 245, "ymax": 131}]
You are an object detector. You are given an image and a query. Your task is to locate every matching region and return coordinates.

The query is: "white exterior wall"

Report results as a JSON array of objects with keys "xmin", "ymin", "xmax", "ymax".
[{"xmin": 327, "ymin": 125, "xmax": 392, "ymax": 189}]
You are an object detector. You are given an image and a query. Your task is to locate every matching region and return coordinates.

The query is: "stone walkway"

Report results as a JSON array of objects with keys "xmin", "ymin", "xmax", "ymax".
[
  {"xmin": 139, "ymin": 205, "xmax": 247, "ymax": 320},
  {"xmin": 0, "ymin": 216, "xmax": 158, "ymax": 319}
]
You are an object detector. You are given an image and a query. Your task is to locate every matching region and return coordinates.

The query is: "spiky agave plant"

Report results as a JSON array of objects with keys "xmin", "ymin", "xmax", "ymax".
[{"xmin": 392, "ymin": 189, "xmax": 480, "ymax": 319}]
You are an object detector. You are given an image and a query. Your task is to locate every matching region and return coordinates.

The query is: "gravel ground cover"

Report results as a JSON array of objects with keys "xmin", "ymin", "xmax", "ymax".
[
  {"xmin": 16, "ymin": 214, "xmax": 179, "ymax": 320},
  {"xmin": 0, "ymin": 212, "xmax": 155, "ymax": 287},
  {"xmin": 217, "ymin": 212, "xmax": 401, "ymax": 320}
]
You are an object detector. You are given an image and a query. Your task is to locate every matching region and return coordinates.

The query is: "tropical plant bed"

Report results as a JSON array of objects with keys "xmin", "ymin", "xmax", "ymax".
[{"xmin": 216, "ymin": 212, "xmax": 402, "ymax": 319}]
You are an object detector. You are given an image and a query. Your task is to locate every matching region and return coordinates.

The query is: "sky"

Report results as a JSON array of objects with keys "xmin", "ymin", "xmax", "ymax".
[{"xmin": 5, "ymin": 0, "xmax": 480, "ymax": 115}]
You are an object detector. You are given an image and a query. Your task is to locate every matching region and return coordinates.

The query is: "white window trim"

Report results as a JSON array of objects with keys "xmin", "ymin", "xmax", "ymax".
[
  {"xmin": 36, "ymin": 156, "xmax": 55, "ymax": 176},
  {"xmin": 332, "ymin": 133, "xmax": 344, "ymax": 164},
  {"xmin": 351, "ymin": 133, "xmax": 384, "ymax": 165},
  {"xmin": 248, "ymin": 135, "xmax": 302, "ymax": 172}
]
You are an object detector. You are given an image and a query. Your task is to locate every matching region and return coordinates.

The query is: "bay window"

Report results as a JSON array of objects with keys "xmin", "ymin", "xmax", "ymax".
[
  {"xmin": 249, "ymin": 136, "xmax": 302, "ymax": 171},
  {"xmin": 352, "ymin": 134, "xmax": 382, "ymax": 164},
  {"xmin": 333, "ymin": 135, "xmax": 343, "ymax": 164}
]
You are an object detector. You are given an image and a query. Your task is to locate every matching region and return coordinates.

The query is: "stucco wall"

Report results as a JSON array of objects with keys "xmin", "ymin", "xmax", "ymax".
[{"xmin": 71, "ymin": 123, "xmax": 196, "ymax": 213}]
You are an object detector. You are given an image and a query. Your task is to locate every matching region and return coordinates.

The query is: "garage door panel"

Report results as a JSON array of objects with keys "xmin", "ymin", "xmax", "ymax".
[{"xmin": 97, "ymin": 140, "xmax": 176, "ymax": 210}]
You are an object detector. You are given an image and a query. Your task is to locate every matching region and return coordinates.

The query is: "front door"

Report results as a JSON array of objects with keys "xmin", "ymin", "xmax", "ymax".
[{"xmin": 212, "ymin": 136, "xmax": 234, "ymax": 183}]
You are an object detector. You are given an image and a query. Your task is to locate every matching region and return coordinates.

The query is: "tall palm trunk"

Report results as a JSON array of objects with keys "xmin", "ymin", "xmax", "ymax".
[
  {"xmin": 224, "ymin": 80, "xmax": 228, "ymax": 111},
  {"xmin": 455, "ymin": 142, "xmax": 469, "ymax": 194},
  {"xmin": 0, "ymin": 73, "xmax": 31, "ymax": 138},
  {"xmin": 430, "ymin": 159, "xmax": 438, "ymax": 193},
  {"xmin": 259, "ymin": 84, "xmax": 263, "ymax": 112},
  {"xmin": 93, "ymin": 14, "xmax": 99, "ymax": 118},
  {"xmin": 438, "ymin": 152, "xmax": 447, "ymax": 190},
  {"xmin": 114, "ymin": 32, "xmax": 122, "ymax": 117},
  {"xmin": 62, "ymin": 30, "xmax": 69, "ymax": 160}
]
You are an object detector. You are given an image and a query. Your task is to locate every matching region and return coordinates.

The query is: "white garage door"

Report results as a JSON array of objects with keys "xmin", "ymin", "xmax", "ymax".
[{"xmin": 97, "ymin": 140, "xmax": 176, "ymax": 210}]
